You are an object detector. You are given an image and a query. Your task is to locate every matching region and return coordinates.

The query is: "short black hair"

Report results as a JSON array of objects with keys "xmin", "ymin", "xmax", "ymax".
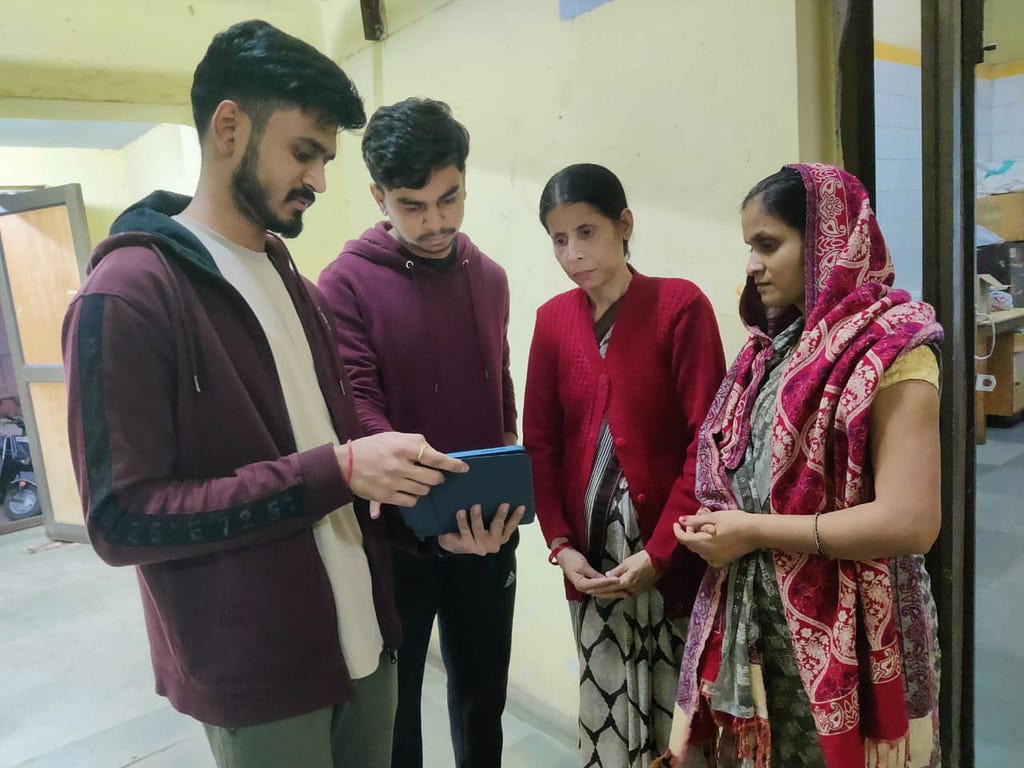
[
  {"xmin": 742, "ymin": 166, "xmax": 807, "ymax": 234},
  {"xmin": 191, "ymin": 19, "xmax": 365, "ymax": 140},
  {"xmin": 538, "ymin": 163, "xmax": 631, "ymax": 256},
  {"xmin": 361, "ymin": 98, "xmax": 470, "ymax": 190}
]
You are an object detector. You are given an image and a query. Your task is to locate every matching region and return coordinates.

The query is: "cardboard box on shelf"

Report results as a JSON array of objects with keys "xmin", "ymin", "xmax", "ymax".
[
  {"xmin": 978, "ymin": 241, "xmax": 1024, "ymax": 307},
  {"xmin": 976, "ymin": 192, "xmax": 1024, "ymax": 242},
  {"xmin": 977, "ymin": 273, "xmax": 1009, "ymax": 314}
]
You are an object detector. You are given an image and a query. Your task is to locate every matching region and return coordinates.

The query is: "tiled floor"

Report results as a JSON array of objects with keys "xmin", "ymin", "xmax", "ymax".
[
  {"xmin": 974, "ymin": 420, "xmax": 1024, "ymax": 766},
  {"xmin": 6, "ymin": 422, "xmax": 1015, "ymax": 767},
  {"xmin": 0, "ymin": 526, "xmax": 575, "ymax": 768}
]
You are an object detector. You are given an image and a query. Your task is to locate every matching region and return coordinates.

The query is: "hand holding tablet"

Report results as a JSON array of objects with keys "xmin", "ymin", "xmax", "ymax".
[{"xmin": 400, "ymin": 445, "xmax": 537, "ymax": 538}]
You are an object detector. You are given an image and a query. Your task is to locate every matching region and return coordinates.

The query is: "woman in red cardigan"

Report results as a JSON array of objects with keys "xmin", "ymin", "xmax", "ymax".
[{"xmin": 523, "ymin": 163, "xmax": 726, "ymax": 767}]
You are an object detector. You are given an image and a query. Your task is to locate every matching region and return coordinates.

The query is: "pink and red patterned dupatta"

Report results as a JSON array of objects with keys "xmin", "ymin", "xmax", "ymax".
[{"xmin": 672, "ymin": 164, "xmax": 943, "ymax": 767}]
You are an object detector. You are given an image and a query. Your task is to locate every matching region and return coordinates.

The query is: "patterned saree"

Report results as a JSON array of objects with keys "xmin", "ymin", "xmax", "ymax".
[{"xmin": 661, "ymin": 164, "xmax": 944, "ymax": 768}]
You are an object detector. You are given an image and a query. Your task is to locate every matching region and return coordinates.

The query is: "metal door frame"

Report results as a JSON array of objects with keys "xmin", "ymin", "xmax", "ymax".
[
  {"xmin": 0, "ymin": 184, "xmax": 92, "ymax": 542},
  {"xmin": 921, "ymin": 1, "xmax": 983, "ymax": 764}
]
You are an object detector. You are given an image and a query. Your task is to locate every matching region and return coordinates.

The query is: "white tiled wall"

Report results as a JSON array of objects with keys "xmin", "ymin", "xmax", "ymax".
[
  {"xmin": 977, "ymin": 77, "xmax": 994, "ymax": 163},
  {"xmin": 989, "ymin": 74, "xmax": 1024, "ymax": 161},
  {"xmin": 977, "ymin": 73, "xmax": 1024, "ymax": 165},
  {"xmin": 874, "ymin": 59, "xmax": 923, "ymax": 298},
  {"xmin": 873, "ymin": 62, "xmax": 1022, "ymax": 297}
]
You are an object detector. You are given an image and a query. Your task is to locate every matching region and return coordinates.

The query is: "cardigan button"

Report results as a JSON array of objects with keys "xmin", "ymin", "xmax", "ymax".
[
  {"xmin": 614, "ymin": 437, "xmax": 625, "ymax": 448},
  {"xmin": 636, "ymin": 493, "xmax": 647, "ymax": 504}
]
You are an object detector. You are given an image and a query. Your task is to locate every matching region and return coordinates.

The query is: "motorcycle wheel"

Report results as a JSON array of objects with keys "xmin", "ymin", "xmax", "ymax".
[{"xmin": 4, "ymin": 484, "xmax": 40, "ymax": 520}]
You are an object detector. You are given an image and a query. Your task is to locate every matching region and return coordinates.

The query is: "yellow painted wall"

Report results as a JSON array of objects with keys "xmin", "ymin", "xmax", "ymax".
[
  {"xmin": 0, "ymin": 0, "xmax": 326, "ymax": 104},
  {"xmin": 874, "ymin": 0, "xmax": 921, "ymax": 51},
  {"xmin": 0, "ymin": 146, "xmax": 125, "ymax": 250},
  {"xmin": 795, "ymin": 0, "xmax": 841, "ymax": 166},
  {"xmin": 121, "ymin": 125, "xmax": 201, "ymax": 204},
  {"xmin": 874, "ymin": 0, "xmax": 1024, "ymax": 69},
  {"xmin": 985, "ymin": 0, "xmax": 1024, "ymax": 65},
  {"xmin": 306, "ymin": 0, "xmax": 826, "ymax": 725},
  {"xmin": 0, "ymin": 127, "xmax": 202, "ymax": 254},
  {"xmin": 0, "ymin": 0, "xmax": 371, "ymax": 275},
  {"xmin": 322, "ymin": 0, "xmax": 816, "ymax": 356},
  {"xmin": 0, "ymin": 0, "xmax": 334, "ymax": 259},
  {"xmin": 0, "ymin": 0, "xmax": 837, "ymax": 732},
  {"xmin": 321, "ymin": 0, "xmax": 452, "ymax": 61}
]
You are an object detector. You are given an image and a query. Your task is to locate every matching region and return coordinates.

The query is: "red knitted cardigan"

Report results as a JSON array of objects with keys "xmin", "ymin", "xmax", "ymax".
[{"xmin": 523, "ymin": 270, "xmax": 726, "ymax": 616}]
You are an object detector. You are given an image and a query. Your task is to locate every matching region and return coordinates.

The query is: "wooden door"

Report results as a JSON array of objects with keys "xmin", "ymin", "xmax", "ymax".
[{"xmin": 0, "ymin": 185, "xmax": 91, "ymax": 541}]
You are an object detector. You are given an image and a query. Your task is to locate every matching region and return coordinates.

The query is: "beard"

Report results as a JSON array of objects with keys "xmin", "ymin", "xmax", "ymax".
[{"xmin": 230, "ymin": 139, "xmax": 313, "ymax": 239}]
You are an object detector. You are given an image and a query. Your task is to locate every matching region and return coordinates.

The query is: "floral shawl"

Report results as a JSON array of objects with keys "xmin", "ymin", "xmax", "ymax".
[{"xmin": 672, "ymin": 163, "xmax": 944, "ymax": 767}]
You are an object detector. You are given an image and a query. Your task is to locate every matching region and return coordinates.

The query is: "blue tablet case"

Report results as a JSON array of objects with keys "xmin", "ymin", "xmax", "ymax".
[{"xmin": 400, "ymin": 445, "xmax": 537, "ymax": 538}]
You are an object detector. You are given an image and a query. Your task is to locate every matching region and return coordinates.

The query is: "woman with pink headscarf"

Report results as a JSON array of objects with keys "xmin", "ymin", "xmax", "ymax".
[{"xmin": 657, "ymin": 164, "xmax": 943, "ymax": 768}]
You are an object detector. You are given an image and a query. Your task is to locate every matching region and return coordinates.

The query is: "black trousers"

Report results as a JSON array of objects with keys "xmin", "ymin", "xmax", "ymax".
[{"xmin": 391, "ymin": 531, "xmax": 518, "ymax": 768}]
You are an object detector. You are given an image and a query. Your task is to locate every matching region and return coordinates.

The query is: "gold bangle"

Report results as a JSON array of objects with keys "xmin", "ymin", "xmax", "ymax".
[{"xmin": 813, "ymin": 510, "xmax": 824, "ymax": 556}]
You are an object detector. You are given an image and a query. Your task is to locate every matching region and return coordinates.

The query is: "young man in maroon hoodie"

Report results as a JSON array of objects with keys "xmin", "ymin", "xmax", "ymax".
[
  {"xmin": 62, "ymin": 22, "xmax": 466, "ymax": 768},
  {"xmin": 318, "ymin": 98, "xmax": 524, "ymax": 768}
]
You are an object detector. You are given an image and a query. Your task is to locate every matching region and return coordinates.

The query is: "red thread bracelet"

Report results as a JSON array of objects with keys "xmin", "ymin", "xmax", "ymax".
[
  {"xmin": 548, "ymin": 541, "xmax": 572, "ymax": 565},
  {"xmin": 345, "ymin": 439, "xmax": 353, "ymax": 485}
]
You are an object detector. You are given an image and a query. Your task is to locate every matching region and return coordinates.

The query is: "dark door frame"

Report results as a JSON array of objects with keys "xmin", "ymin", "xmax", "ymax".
[
  {"xmin": 838, "ymin": 0, "xmax": 877, "ymax": 204},
  {"xmin": 921, "ymin": 1, "xmax": 983, "ymax": 765},
  {"xmin": 842, "ymin": 2, "xmax": 979, "ymax": 764},
  {"xmin": 0, "ymin": 184, "xmax": 92, "ymax": 543}
]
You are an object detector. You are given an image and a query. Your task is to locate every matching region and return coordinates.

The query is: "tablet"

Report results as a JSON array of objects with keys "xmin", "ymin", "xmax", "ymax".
[{"xmin": 400, "ymin": 445, "xmax": 536, "ymax": 538}]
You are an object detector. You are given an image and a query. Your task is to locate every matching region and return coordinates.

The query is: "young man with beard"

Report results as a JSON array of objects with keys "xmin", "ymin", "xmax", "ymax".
[
  {"xmin": 61, "ymin": 21, "xmax": 465, "ymax": 768},
  {"xmin": 318, "ymin": 98, "xmax": 523, "ymax": 768}
]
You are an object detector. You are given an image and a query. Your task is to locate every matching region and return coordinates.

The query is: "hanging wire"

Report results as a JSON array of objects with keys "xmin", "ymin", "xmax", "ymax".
[{"xmin": 975, "ymin": 312, "xmax": 996, "ymax": 361}]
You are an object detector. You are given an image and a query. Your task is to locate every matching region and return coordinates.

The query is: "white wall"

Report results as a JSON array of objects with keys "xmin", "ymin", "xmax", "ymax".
[
  {"xmin": 978, "ymin": 77, "xmax": 995, "ymax": 164},
  {"xmin": 874, "ymin": 58, "xmax": 924, "ymax": 298},
  {"xmin": 976, "ymin": 71, "xmax": 1024, "ymax": 166},
  {"xmin": 990, "ymin": 73, "xmax": 1024, "ymax": 161}
]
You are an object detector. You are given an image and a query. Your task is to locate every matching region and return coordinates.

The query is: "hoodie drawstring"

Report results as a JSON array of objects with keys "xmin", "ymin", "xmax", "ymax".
[{"xmin": 281, "ymin": 248, "xmax": 348, "ymax": 398}]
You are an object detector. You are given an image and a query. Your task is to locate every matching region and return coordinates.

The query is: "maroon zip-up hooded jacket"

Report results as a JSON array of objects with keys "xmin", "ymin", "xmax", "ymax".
[
  {"xmin": 317, "ymin": 222, "xmax": 517, "ymax": 452},
  {"xmin": 62, "ymin": 191, "xmax": 400, "ymax": 728},
  {"xmin": 319, "ymin": 224, "xmax": 519, "ymax": 556}
]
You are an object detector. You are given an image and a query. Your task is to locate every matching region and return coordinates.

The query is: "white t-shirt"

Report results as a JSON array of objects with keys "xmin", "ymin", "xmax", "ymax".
[{"xmin": 175, "ymin": 215, "xmax": 383, "ymax": 678}]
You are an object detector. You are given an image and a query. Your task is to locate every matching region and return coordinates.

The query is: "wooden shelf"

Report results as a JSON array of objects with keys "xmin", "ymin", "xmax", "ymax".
[
  {"xmin": 988, "ymin": 308, "xmax": 1024, "ymax": 334},
  {"xmin": 983, "ymin": 312, "xmax": 1024, "ymax": 419}
]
